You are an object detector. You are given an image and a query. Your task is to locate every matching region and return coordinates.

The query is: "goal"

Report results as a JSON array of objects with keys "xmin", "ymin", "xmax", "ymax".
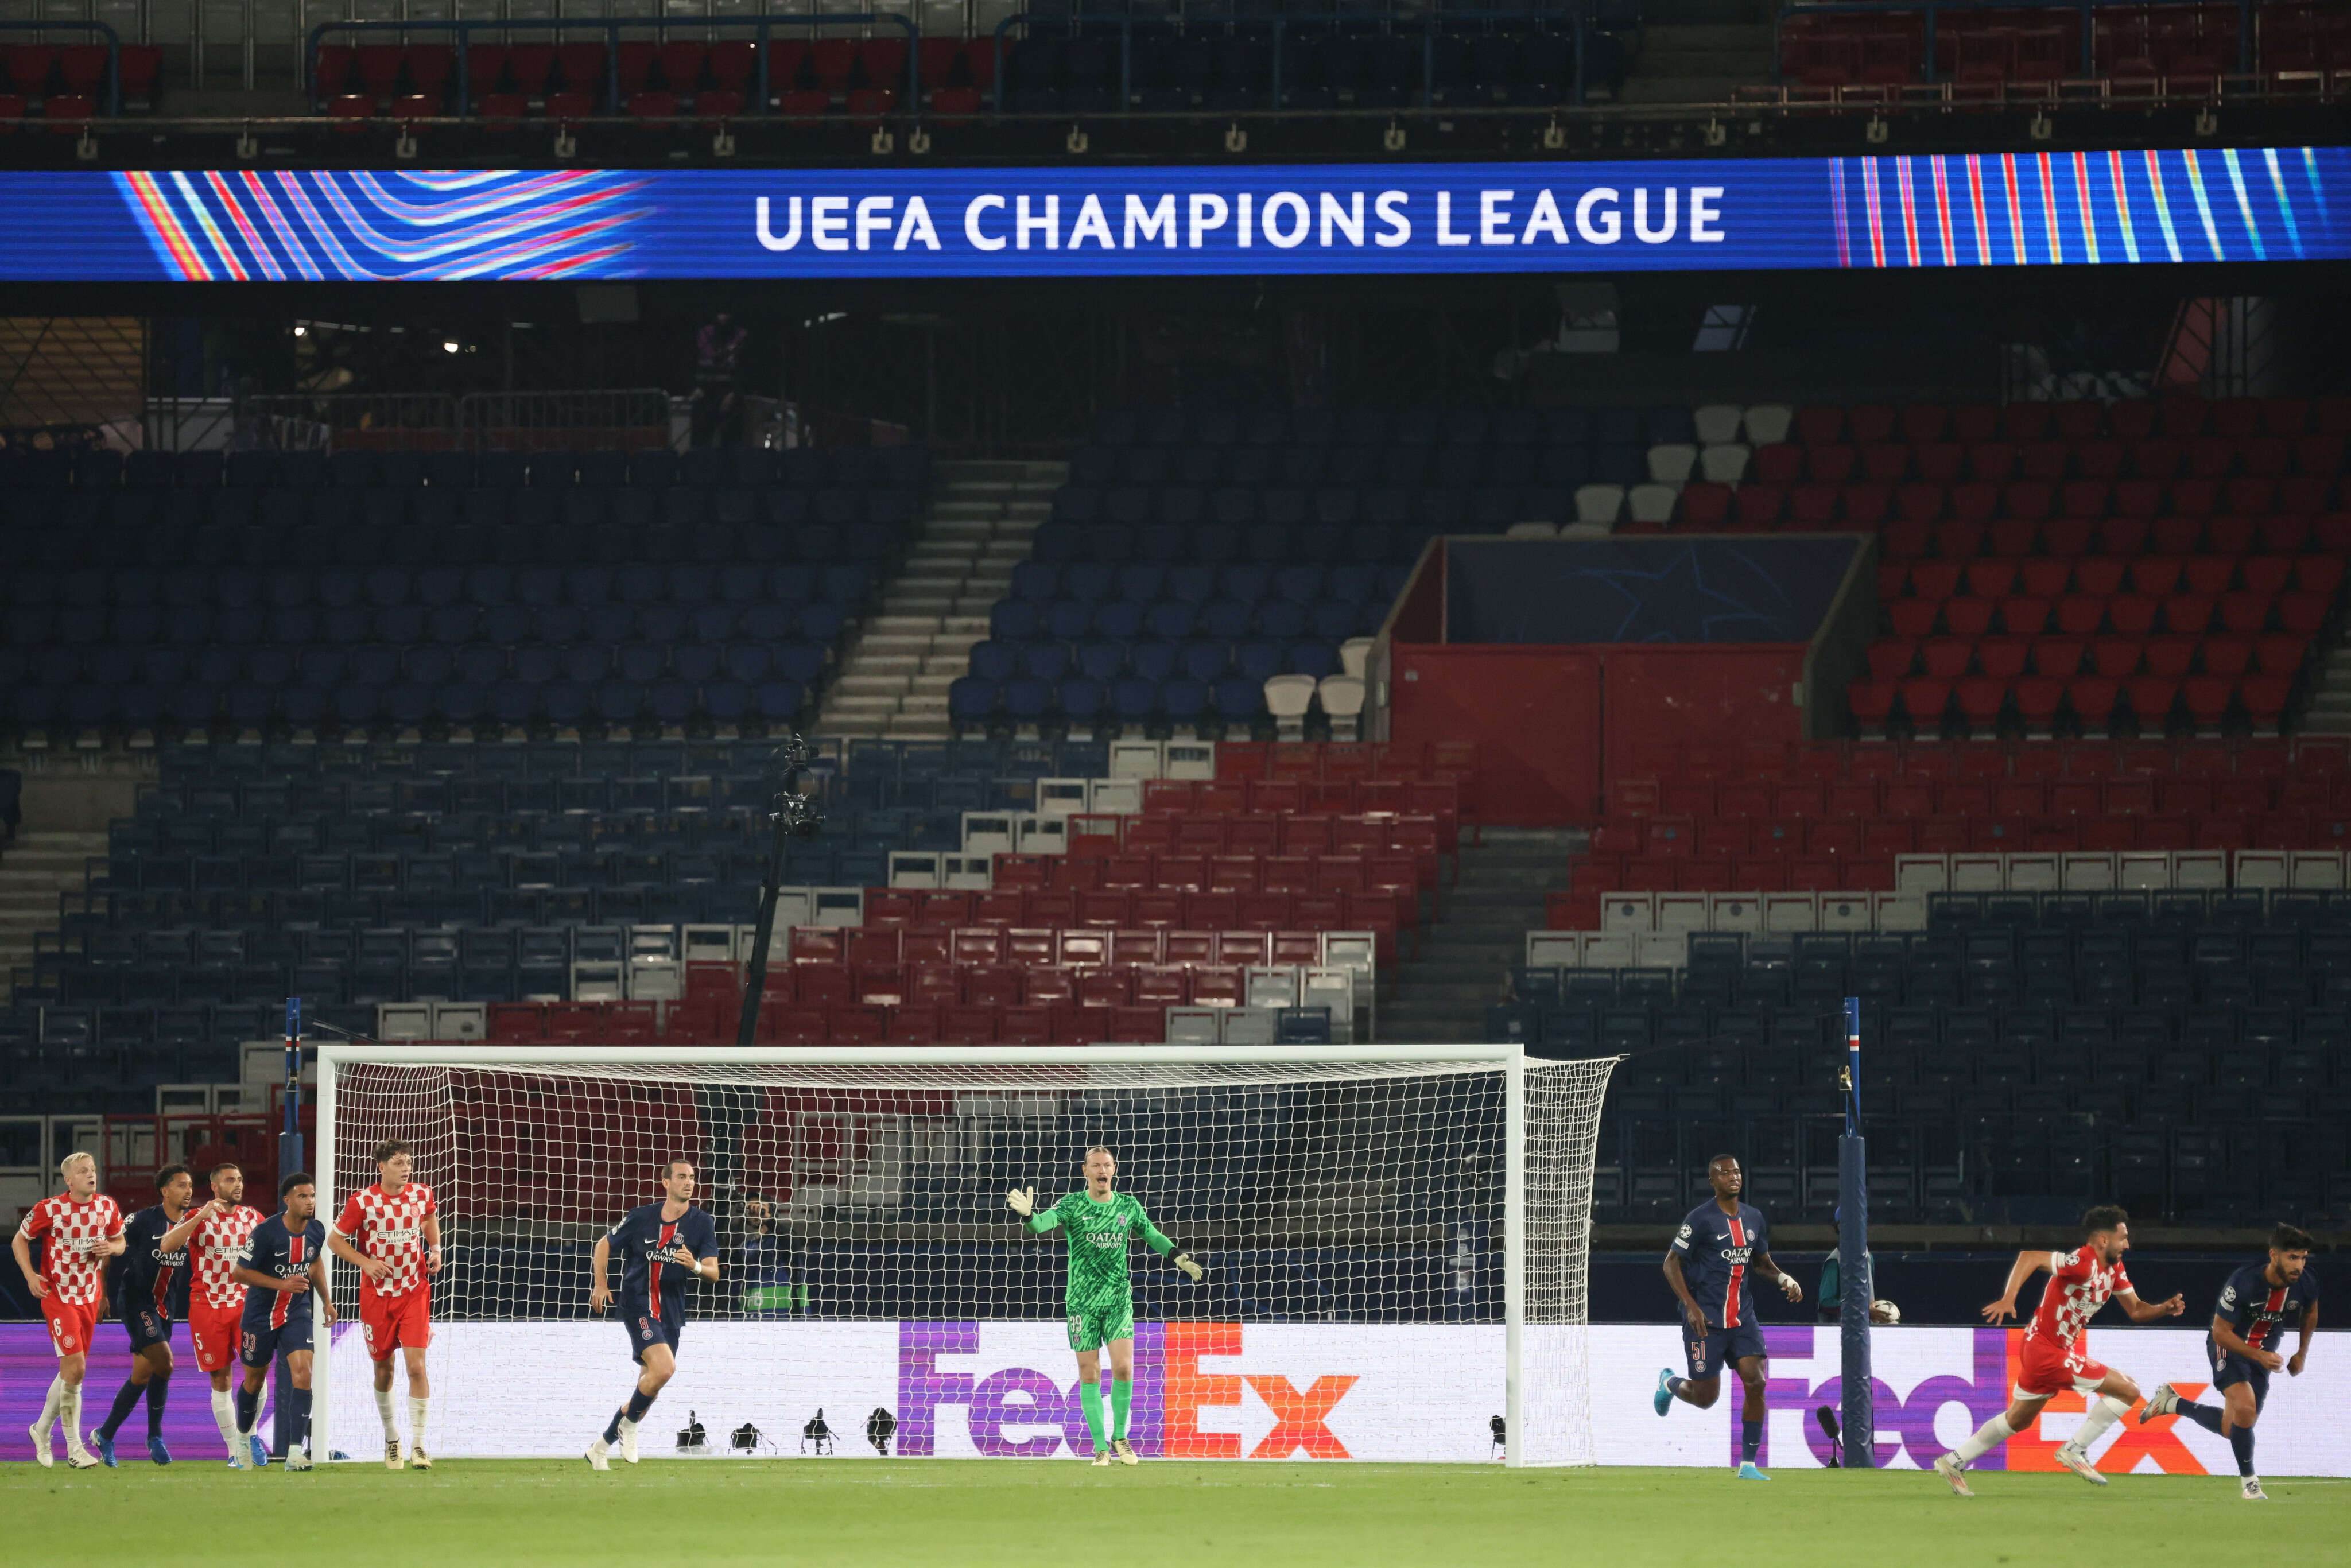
[{"xmin": 313, "ymin": 1043, "xmax": 1614, "ymax": 1466}]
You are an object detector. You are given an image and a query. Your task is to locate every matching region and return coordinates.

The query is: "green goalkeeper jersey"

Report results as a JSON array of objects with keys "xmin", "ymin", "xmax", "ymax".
[{"xmin": 1025, "ymin": 1190, "xmax": 1176, "ymax": 1312}]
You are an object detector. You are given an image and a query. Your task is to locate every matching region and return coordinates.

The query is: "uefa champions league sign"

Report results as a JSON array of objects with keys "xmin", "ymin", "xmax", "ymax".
[{"xmin": 0, "ymin": 149, "xmax": 2331, "ymax": 281}]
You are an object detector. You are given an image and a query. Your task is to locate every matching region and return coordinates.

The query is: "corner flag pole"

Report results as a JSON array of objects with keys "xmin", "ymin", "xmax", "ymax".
[{"xmin": 1838, "ymin": 995, "xmax": 1873, "ymax": 1468}]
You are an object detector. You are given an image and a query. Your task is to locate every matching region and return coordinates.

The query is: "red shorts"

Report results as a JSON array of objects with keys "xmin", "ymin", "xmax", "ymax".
[
  {"xmin": 360, "ymin": 1287, "xmax": 431, "ymax": 1361},
  {"xmin": 188, "ymin": 1303, "xmax": 245, "ymax": 1373},
  {"xmin": 41, "ymin": 1297, "xmax": 97, "ymax": 1357},
  {"xmin": 2015, "ymin": 1332, "xmax": 2110, "ymax": 1400}
]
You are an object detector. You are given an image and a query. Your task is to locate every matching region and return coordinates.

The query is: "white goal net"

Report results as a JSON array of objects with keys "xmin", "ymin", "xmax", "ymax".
[{"xmin": 316, "ymin": 1045, "xmax": 1613, "ymax": 1465}]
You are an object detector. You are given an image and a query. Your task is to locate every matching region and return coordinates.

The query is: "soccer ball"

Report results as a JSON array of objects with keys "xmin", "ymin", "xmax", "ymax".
[{"xmin": 1872, "ymin": 1299, "xmax": 1901, "ymax": 1325}]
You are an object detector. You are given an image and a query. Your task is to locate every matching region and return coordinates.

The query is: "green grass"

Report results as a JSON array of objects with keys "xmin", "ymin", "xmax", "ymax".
[{"xmin": 4, "ymin": 1461, "xmax": 2338, "ymax": 1567}]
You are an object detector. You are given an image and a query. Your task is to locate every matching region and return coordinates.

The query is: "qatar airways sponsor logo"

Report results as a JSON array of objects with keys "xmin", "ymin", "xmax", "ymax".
[{"xmin": 752, "ymin": 185, "xmax": 1728, "ymax": 256}]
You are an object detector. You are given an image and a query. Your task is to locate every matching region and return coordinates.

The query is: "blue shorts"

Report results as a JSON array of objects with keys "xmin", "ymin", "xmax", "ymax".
[
  {"xmin": 2207, "ymin": 1336, "xmax": 2271, "ymax": 1410},
  {"xmin": 122, "ymin": 1306, "xmax": 174, "ymax": 1355},
  {"xmin": 625, "ymin": 1299, "xmax": 682, "ymax": 1367},
  {"xmin": 1684, "ymin": 1321, "xmax": 1768, "ymax": 1381},
  {"xmin": 238, "ymin": 1314, "xmax": 314, "ymax": 1369}
]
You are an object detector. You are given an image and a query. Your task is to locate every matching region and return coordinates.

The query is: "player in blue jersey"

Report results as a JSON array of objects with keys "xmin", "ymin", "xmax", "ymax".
[
  {"xmin": 228, "ymin": 1173, "xmax": 333, "ymax": 1473},
  {"xmin": 2142, "ymin": 1222, "xmax": 2319, "ymax": 1502},
  {"xmin": 585, "ymin": 1158, "xmax": 720, "ymax": 1470},
  {"xmin": 1653, "ymin": 1155, "xmax": 1802, "ymax": 1479},
  {"xmin": 92, "ymin": 1163, "xmax": 199, "ymax": 1466}
]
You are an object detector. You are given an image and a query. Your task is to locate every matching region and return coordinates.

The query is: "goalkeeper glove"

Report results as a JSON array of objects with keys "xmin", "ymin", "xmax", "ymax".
[
  {"xmin": 1006, "ymin": 1187, "xmax": 1037, "ymax": 1219},
  {"xmin": 1173, "ymin": 1252, "xmax": 1204, "ymax": 1283}
]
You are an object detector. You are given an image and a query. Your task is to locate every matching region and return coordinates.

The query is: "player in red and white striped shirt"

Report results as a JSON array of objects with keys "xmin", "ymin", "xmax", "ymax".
[
  {"xmin": 327, "ymin": 1138, "xmax": 442, "ymax": 1470},
  {"xmin": 181, "ymin": 1162, "xmax": 269, "ymax": 1465},
  {"xmin": 10, "ymin": 1151, "xmax": 127, "ymax": 1469},
  {"xmin": 1933, "ymin": 1204, "xmax": 2183, "ymax": 1496}
]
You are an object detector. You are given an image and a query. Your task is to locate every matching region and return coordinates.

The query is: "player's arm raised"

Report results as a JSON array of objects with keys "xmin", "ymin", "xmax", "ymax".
[
  {"xmin": 2288, "ymin": 1301, "xmax": 2317, "ymax": 1376},
  {"xmin": 588, "ymin": 1232, "xmax": 614, "ymax": 1314},
  {"xmin": 160, "ymin": 1198, "xmax": 220, "ymax": 1255},
  {"xmin": 2116, "ymin": 1287, "xmax": 2185, "ymax": 1323},
  {"xmin": 1980, "ymin": 1250, "xmax": 2053, "ymax": 1323},
  {"xmin": 1006, "ymin": 1187, "xmax": 1056, "ymax": 1233},
  {"xmin": 668, "ymin": 1224, "xmax": 719, "ymax": 1283}
]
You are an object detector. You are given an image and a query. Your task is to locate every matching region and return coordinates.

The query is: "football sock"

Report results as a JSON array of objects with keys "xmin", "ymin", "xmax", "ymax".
[
  {"xmin": 1952, "ymin": 1413, "xmax": 2015, "ymax": 1464},
  {"xmin": 1112, "ymin": 1377, "xmax": 1133, "ymax": 1441},
  {"xmin": 61, "ymin": 1382, "xmax": 84, "ymax": 1447},
  {"xmin": 375, "ymin": 1386, "xmax": 399, "ymax": 1440},
  {"xmin": 36, "ymin": 1375, "xmax": 65, "ymax": 1433},
  {"xmin": 99, "ymin": 1377, "xmax": 144, "ymax": 1441},
  {"xmin": 408, "ymin": 1395, "xmax": 429, "ymax": 1450},
  {"xmin": 1741, "ymin": 1420, "xmax": 1762, "ymax": 1463},
  {"xmin": 288, "ymin": 1387, "xmax": 313, "ymax": 1457},
  {"xmin": 1080, "ymin": 1383, "xmax": 1107, "ymax": 1451},
  {"xmin": 2230, "ymin": 1426, "xmax": 2255, "ymax": 1478},
  {"xmin": 604, "ymin": 1388, "xmax": 657, "ymax": 1445},
  {"xmin": 1667, "ymin": 1376, "xmax": 1690, "ymax": 1403},
  {"xmin": 234, "ymin": 1384, "xmax": 261, "ymax": 1438},
  {"xmin": 2173, "ymin": 1397, "xmax": 2227, "ymax": 1436},
  {"xmin": 211, "ymin": 1387, "xmax": 240, "ymax": 1453},
  {"xmin": 145, "ymin": 1374, "xmax": 170, "ymax": 1439},
  {"xmin": 2068, "ymin": 1394, "xmax": 2131, "ymax": 1452}
]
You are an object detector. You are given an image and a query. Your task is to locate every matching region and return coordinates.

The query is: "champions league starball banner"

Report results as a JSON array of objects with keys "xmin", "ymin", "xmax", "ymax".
[
  {"xmin": 15, "ymin": 1321, "xmax": 2348, "ymax": 1470},
  {"xmin": 0, "ymin": 149, "xmax": 2337, "ymax": 281}
]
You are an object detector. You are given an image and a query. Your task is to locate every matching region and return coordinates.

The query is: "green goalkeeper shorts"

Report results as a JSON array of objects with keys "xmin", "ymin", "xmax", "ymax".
[{"xmin": 1065, "ymin": 1301, "xmax": 1136, "ymax": 1353}]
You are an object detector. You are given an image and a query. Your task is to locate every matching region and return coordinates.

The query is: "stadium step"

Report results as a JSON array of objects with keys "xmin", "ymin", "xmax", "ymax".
[
  {"xmin": 0, "ymin": 831, "xmax": 105, "ymax": 1003},
  {"xmin": 2303, "ymin": 637, "xmax": 2351, "ymax": 735},
  {"xmin": 816, "ymin": 461, "xmax": 1067, "ymax": 741},
  {"xmin": 1613, "ymin": 21, "xmax": 1773, "ymax": 105},
  {"xmin": 1377, "ymin": 828, "xmax": 1582, "ymax": 1045}
]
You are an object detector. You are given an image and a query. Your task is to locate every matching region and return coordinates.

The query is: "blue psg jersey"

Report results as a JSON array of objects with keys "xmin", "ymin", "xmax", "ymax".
[
  {"xmin": 2214, "ymin": 1263, "xmax": 2319, "ymax": 1353},
  {"xmin": 239, "ymin": 1214, "xmax": 326, "ymax": 1330},
  {"xmin": 1671, "ymin": 1201, "xmax": 1770, "ymax": 1330},
  {"xmin": 608, "ymin": 1202, "xmax": 717, "ymax": 1319},
  {"xmin": 118, "ymin": 1204, "xmax": 190, "ymax": 1319}
]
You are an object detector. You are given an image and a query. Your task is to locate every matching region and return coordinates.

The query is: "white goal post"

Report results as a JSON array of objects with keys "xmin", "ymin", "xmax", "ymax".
[{"xmin": 314, "ymin": 1043, "xmax": 1615, "ymax": 1466}]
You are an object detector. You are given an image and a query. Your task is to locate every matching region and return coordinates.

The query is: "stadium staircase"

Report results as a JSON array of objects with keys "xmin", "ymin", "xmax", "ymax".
[
  {"xmin": 2302, "ymin": 629, "xmax": 2351, "ymax": 736},
  {"xmin": 816, "ymin": 459, "xmax": 1061, "ymax": 740},
  {"xmin": 0, "ymin": 831, "xmax": 106, "ymax": 1003},
  {"xmin": 1379, "ymin": 828, "xmax": 1577, "ymax": 1045},
  {"xmin": 1617, "ymin": 17, "xmax": 1773, "ymax": 106}
]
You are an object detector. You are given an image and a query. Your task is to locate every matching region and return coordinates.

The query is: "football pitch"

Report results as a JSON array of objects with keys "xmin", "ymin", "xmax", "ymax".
[{"xmin": 3, "ymin": 1461, "xmax": 2338, "ymax": 1567}]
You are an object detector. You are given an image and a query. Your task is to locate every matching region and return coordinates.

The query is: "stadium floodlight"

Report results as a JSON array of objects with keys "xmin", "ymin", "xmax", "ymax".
[{"xmin": 312, "ymin": 1043, "xmax": 1615, "ymax": 1467}]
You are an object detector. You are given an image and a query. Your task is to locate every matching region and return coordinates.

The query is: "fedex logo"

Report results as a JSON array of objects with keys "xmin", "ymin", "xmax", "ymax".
[
  {"xmin": 1751, "ymin": 1328, "xmax": 2209, "ymax": 1474},
  {"xmin": 897, "ymin": 1322, "xmax": 1357, "ymax": 1460}
]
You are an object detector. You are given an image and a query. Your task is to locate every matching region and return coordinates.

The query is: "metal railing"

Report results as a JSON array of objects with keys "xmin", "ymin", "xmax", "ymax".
[
  {"xmin": 0, "ymin": 21, "xmax": 121, "ymax": 114},
  {"xmin": 459, "ymin": 388, "xmax": 673, "ymax": 449},
  {"xmin": 228, "ymin": 388, "xmax": 677, "ymax": 451},
  {"xmin": 988, "ymin": 9, "xmax": 1594, "ymax": 114},
  {"xmin": 1775, "ymin": 0, "xmax": 2259, "ymax": 86},
  {"xmin": 304, "ymin": 11, "xmax": 920, "ymax": 121}
]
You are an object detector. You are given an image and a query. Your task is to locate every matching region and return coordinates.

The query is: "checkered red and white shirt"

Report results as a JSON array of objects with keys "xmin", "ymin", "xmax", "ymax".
[
  {"xmin": 335, "ymin": 1182, "xmax": 437, "ymax": 1299},
  {"xmin": 17, "ymin": 1193, "xmax": 124, "ymax": 1307},
  {"xmin": 2027, "ymin": 1245, "xmax": 2133, "ymax": 1350},
  {"xmin": 187, "ymin": 1203, "xmax": 266, "ymax": 1311}
]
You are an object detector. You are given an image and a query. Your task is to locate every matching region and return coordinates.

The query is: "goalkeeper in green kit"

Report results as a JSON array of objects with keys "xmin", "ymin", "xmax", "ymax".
[{"xmin": 1007, "ymin": 1144, "xmax": 1204, "ymax": 1467}]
